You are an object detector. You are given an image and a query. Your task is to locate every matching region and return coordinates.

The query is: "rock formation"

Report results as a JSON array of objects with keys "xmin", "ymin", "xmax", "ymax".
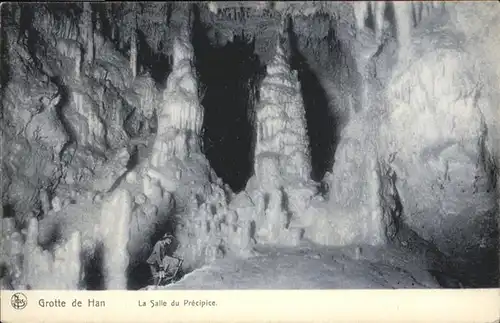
[
  {"xmin": 254, "ymin": 38, "xmax": 311, "ymax": 184},
  {"xmin": 99, "ymin": 189, "xmax": 132, "ymax": 289},
  {"xmin": 149, "ymin": 34, "xmax": 203, "ymax": 167},
  {"xmin": 0, "ymin": 217, "xmax": 82, "ymax": 289},
  {"xmin": 240, "ymin": 37, "xmax": 316, "ymax": 246}
]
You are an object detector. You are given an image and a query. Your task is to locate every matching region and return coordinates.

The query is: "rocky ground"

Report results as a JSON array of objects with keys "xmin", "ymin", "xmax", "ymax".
[{"xmin": 149, "ymin": 240, "xmax": 464, "ymax": 289}]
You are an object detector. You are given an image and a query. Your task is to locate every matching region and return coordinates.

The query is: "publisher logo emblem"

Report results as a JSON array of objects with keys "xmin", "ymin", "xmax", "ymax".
[{"xmin": 11, "ymin": 292, "xmax": 27, "ymax": 310}]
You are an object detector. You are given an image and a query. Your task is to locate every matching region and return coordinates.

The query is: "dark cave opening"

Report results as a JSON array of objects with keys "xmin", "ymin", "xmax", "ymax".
[
  {"xmin": 2, "ymin": 204, "xmax": 16, "ymax": 218},
  {"xmin": 126, "ymin": 260, "xmax": 152, "ymax": 291},
  {"xmin": 126, "ymin": 210, "xmax": 179, "ymax": 290},
  {"xmin": 82, "ymin": 242, "xmax": 105, "ymax": 290},
  {"xmin": 1, "ymin": 5, "xmax": 13, "ymax": 90},
  {"xmin": 136, "ymin": 29, "xmax": 172, "ymax": 87},
  {"xmin": 287, "ymin": 18, "xmax": 338, "ymax": 182},
  {"xmin": 458, "ymin": 213, "xmax": 499, "ymax": 288},
  {"xmin": 364, "ymin": 3, "xmax": 376, "ymax": 32},
  {"xmin": 192, "ymin": 15, "xmax": 265, "ymax": 193},
  {"xmin": 467, "ymin": 248, "xmax": 499, "ymax": 288}
]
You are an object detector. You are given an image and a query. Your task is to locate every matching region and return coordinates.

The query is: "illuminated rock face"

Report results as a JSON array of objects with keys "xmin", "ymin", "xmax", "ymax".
[
  {"xmin": 235, "ymin": 39, "xmax": 315, "ymax": 246},
  {"xmin": 150, "ymin": 35, "xmax": 203, "ymax": 167},
  {"xmin": 383, "ymin": 46, "xmax": 499, "ymax": 285},
  {"xmin": 254, "ymin": 40, "xmax": 311, "ymax": 185},
  {"xmin": 3, "ymin": 218, "xmax": 83, "ymax": 290},
  {"xmin": 99, "ymin": 189, "xmax": 132, "ymax": 290}
]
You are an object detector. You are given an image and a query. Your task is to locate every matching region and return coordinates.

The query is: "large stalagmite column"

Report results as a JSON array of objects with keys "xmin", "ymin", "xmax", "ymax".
[
  {"xmin": 254, "ymin": 38, "xmax": 311, "ymax": 185},
  {"xmin": 100, "ymin": 189, "xmax": 132, "ymax": 289},
  {"xmin": 150, "ymin": 18, "xmax": 203, "ymax": 168},
  {"xmin": 247, "ymin": 37, "xmax": 314, "ymax": 246}
]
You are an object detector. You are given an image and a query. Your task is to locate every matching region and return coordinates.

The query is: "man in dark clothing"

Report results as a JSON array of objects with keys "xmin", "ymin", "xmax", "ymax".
[{"xmin": 147, "ymin": 233, "xmax": 178, "ymax": 284}]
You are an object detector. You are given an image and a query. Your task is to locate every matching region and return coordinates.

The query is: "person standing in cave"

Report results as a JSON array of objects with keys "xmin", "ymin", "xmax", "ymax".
[{"xmin": 147, "ymin": 233, "xmax": 178, "ymax": 285}]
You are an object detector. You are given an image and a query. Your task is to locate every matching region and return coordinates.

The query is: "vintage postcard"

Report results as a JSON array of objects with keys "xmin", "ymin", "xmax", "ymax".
[{"xmin": 0, "ymin": 1, "xmax": 499, "ymax": 322}]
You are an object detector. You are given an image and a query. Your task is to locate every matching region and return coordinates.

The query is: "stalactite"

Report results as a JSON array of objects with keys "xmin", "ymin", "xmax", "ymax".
[
  {"xmin": 416, "ymin": 2, "xmax": 424, "ymax": 26},
  {"xmin": 131, "ymin": 33, "xmax": 137, "ymax": 78},
  {"xmin": 373, "ymin": 1, "xmax": 385, "ymax": 40},
  {"xmin": 130, "ymin": 6, "xmax": 137, "ymax": 79},
  {"xmin": 82, "ymin": 2, "xmax": 94, "ymax": 65},
  {"xmin": 75, "ymin": 45, "xmax": 82, "ymax": 80},
  {"xmin": 353, "ymin": 1, "xmax": 369, "ymax": 32},
  {"xmin": 393, "ymin": 3, "xmax": 412, "ymax": 48}
]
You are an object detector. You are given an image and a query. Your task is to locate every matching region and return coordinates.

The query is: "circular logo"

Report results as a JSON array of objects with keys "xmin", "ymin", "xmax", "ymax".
[{"xmin": 11, "ymin": 292, "xmax": 28, "ymax": 310}]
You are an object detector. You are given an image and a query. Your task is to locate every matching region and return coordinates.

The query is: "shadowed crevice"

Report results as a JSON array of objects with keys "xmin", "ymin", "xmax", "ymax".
[
  {"xmin": 192, "ymin": 8, "xmax": 265, "ymax": 192},
  {"xmin": 287, "ymin": 17, "xmax": 339, "ymax": 182}
]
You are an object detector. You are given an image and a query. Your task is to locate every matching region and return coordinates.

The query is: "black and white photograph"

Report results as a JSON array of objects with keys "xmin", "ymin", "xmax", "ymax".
[{"xmin": 0, "ymin": 1, "xmax": 499, "ymax": 291}]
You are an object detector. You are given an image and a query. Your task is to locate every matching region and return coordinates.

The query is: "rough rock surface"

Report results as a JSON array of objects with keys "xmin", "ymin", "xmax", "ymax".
[
  {"xmin": 254, "ymin": 39, "xmax": 311, "ymax": 182},
  {"xmin": 153, "ymin": 242, "xmax": 451, "ymax": 290},
  {"xmin": 99, "ymin": 189, "xmax": 132, "ymax": 289}
]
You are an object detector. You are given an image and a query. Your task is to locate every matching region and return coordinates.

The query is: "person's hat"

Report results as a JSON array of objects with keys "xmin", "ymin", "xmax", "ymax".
[{"xmin": 162, "ymin": 233, "xmax": 174, "ymax": 240}]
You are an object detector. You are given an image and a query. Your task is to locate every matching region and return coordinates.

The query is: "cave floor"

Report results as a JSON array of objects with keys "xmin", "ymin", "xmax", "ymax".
[{"xmin": 147, "ymin": 240, "xmax": 460, "ymax": 290}]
